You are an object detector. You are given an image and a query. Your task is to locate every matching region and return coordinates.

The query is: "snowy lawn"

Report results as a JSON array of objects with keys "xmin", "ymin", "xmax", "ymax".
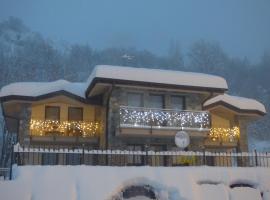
[{"xmin": 0, "ymin": 165, "xmax": 269, "ymax": 200}]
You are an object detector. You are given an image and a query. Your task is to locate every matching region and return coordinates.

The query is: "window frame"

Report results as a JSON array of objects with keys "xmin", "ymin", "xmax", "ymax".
[
  {"xmin": 68, "ymin": 107, "xmax": 83, "ymax": 121},
  {"xmin": 149, "ymin": 93, "xmax": 165, "ymax": 109},
  {"xmin": 127, "ymin": 92, "xmax": 144, "ymax": 108},
  {"xmin": 45, "ymin": 106, "xmax": 60, "ymax": 121},
  {"xmin": 170, "ymin": 95, "xmax": 186, "ymax": 110}
]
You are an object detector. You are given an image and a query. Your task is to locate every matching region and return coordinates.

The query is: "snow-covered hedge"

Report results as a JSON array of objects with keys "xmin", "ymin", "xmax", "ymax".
[{"xmin": 0, "ymin": 165, "xmax": 269, "ymax": 200}]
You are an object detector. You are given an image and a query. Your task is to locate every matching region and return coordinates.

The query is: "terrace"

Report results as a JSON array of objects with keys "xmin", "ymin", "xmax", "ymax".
[
  {"xmin": 119, "ymin": 106, "xmax": 211, "ymax": 130},
  {"xmin": 28, "ymin": 119, "xmax": 101, "ymax": 143}
]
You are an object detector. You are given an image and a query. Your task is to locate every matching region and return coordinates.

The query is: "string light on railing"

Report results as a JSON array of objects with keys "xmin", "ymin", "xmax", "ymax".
[
  {"xmin": 119, "ymin": 107, "xmax": 211, "ymax": 129},
  {"xmin": 209, "ymin": 127, "xmax": 240, "ymax": 142},
  {"xmin": 30, "ymin": 119, "xmax": 100, "ymax": 137}
]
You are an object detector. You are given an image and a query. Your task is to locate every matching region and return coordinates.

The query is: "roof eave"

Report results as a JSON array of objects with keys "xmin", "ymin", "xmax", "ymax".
[
  {"xmin": 203, "ymin": 101, "xmax": 266, "ymax": 116},
  {"xmin": 85, "ymin": 77, "xmax": 228, "ymax": 97},
  {"xmin": 0, "ymin": 90, "xmax": 102, "ymax": 105}
]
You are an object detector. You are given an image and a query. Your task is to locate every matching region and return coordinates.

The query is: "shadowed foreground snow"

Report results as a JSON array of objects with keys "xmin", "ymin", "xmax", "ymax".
[{"xmin": 0, "ymin": 165, "xmax": 270, "ymax": 200}]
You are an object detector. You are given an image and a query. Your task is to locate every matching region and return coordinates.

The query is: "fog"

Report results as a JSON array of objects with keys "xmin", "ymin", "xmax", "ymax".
[
  {"xmin": 0, "ymin": 0, "xmax": 270, "ymax": 147},
  {"xmin": 1, "ymin": 0, "xmax": 270, "ymax": 62}
]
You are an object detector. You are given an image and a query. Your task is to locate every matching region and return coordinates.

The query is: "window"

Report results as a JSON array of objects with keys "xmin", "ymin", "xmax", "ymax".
[
  {"xmin": 127, "ymin": 92, "xmax": 143, "ymax": 107},
  {"xmin": 45, "ymin": 106, "xmax": 60, "ymax": 121},
  {"xmin": 68, "ymin": 107, "xmax": 83, "ymax": 121},
  {"xmin": 171, "ymin": 95, "xmax": 185, "ymax": 110},
  {"xmin": 68, "ymin": 107, "xmax": 83, "ymax": 136},
  {"xmin": 149, "ymin": 94, "xmax": 164, "ymax": 109},
  {"xmin": 44, "ymin": 106, "xmax": 60, "ymax": 135}
]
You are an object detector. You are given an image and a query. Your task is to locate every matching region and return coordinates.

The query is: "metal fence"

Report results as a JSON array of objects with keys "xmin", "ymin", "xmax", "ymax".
[
  {"xmin": 12, "ymin": 144, "xmax": 270, "ymax": 168},
  {"xmin": 0, "ymin": 168, "xmax": 10, "ymax": 180}
]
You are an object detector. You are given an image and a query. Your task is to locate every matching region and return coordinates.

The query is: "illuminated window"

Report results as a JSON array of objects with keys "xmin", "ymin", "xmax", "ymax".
[
  {"xmin": 127, "ymin": 92, "xmax": 143, "ymax": 107},
  {"xmin": 45, "ymin": 106, "xmax": 60, "ymax": 121}
]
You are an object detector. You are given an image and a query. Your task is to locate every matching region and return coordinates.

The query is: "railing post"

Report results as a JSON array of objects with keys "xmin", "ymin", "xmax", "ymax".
[
  {"xmin": 255, "ymin": 149, "xmax": 258, "ymax": 167},
  {"xmin": 9, "ymin": 144, "xmax": 14, "ymax": 180}
]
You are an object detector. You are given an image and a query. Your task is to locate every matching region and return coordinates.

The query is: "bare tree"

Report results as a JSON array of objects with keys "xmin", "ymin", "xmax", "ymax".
[{"xmin": 187, "ymin": 40, "xmax": 228, "ymax": 74}]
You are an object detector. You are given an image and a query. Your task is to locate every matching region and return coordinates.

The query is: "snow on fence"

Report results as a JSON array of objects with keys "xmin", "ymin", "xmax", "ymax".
[{"xmin": 12, "ymin": 144, "xmax": 270, "ymax": 168}]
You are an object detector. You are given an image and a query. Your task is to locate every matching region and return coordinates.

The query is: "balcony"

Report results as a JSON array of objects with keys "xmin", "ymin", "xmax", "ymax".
[
  {"xmin": 29, "ymin": 119, "xmax": 101, "ymax": 143},
  {"xmin": 119, "ymin": 106, "xmax": 211, "ymax": 136},
  {"xmin": 205, "ymin": 127, "xmax": 240, "ymax": 147}
]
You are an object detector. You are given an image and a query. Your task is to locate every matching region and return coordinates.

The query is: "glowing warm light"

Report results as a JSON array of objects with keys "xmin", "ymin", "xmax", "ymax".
[
  {"xmin": 30, "ymin": 119, "xmax": 100, "ymax": 137},
  {"xmin": 209, "ymin": 127, "xmax": 240, "ymax": 142},
  {"xmin": 119, "ymin": 106, "xmax": 211, "ymax": 129}
]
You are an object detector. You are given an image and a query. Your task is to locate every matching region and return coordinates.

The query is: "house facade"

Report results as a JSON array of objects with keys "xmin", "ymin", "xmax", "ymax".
[{"xmin": 0, "ymin": 65, "xmax": 266, "ymax": 158}]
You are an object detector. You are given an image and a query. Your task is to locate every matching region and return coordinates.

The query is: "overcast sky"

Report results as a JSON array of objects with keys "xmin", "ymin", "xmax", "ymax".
[{"xmin": 0, "ymin": 0, "xmax": 270, "ymax": 62}]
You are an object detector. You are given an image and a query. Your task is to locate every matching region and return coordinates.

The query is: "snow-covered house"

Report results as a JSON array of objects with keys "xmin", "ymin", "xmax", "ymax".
[{"xmin": 0, "ymin": 65, "xmax": 266, "ymax": 166}]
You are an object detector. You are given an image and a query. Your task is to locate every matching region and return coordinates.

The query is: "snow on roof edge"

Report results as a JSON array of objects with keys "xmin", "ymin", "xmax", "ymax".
[
  {"xmin": 86, "ymin": 65, "xmax": 228, "ymax": 91},
  {"xmin": 0, "ymin": 65, "xmax": 231, "ymax": 101},
  {"xmin": 0, "ymin": 80, "xmax": 87, "ymax": 99},
  {"xmin": 203, "ymin": 94, "xmax": 266, "ymax": 114}
]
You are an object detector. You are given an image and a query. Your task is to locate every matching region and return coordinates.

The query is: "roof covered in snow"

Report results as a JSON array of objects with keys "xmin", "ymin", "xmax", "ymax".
[
  {"xmin": 203, "ymin": 94, "xmax": 266, "ymax": 115},
  {"xmin": 0, "ymin": 80, "xmax": 87, "ymax": 100},
  {"xmin": 0, "ymin": 65, "xmax": 266, "ymax": 116},
  {"xmin": 86, "ymin": 65, "xmax": 228, "ymax": 94}
]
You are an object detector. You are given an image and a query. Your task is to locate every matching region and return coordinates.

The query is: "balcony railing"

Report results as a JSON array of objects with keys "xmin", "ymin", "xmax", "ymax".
[
  {"xmin": 30, "ymin": 119, "xmax": 101, "ymax": 137},
  {"xmin": 119, "ymin": 106, "xmax": 211, "ymax": 131},
  {"xmin": 208, "ymin": 127, "xmax": 240, "ymax": 143}
]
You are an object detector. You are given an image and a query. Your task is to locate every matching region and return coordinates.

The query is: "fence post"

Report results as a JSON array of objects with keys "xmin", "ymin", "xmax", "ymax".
[
  {"xmin": 9, "ymin": 144, "xmax": 14, "ymax": 180},
  {"xmin": 254, "ymin": 149, "xmax": 258, "ymax": 167},
  {"xmin": 203, "ymin": 149, "xmax": 206, "ymax": 165},
  {"xmin": 81, "ymin": 145, "xmax": 85, "ymax": 165},
  {"xmin": 145, "ymin": 145, "xmax": 148, "ymax": 166}
]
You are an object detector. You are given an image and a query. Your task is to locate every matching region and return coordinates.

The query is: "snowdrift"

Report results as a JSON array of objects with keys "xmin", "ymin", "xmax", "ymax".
[{"xmin": 0, "ymin": 165, "xmax": 270, "ymax": 200}]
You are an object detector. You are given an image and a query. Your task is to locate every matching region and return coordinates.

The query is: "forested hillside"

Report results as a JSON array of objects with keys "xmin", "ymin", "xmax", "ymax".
[{"xmin": 0, "ymin": 17, "xmax": 269, "ymax": 148}]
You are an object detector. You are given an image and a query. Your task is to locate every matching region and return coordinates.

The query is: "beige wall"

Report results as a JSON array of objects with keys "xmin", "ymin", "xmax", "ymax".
[
  {"xmin": 31, "ymin": 102, "xmax": 96, "ymax": 122},
  {"xmin": 29, "ymin": 97, "xmax": 106, "ymax": 147},
  {"xmin": 211, "ymin": 114, "xmax": 231, "ymax": 128}
]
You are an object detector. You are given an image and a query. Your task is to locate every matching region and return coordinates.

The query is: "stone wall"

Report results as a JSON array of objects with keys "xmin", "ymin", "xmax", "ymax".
[
  {"xmin": 107, "ymin": 86, "xmax": 208, "ymax": 150},
  {"xmin": 238, "ymin": 117, "xmax": 249, "ymax": 152}
]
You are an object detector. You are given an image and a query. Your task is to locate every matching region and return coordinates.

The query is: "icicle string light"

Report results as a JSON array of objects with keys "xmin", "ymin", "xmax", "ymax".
[
  {"xmin": 30, "ymin": 119, "xmax": 100, "ymax": 137},
  {"xmin": 209, "ymin": 127, "xmax": 240, "ymax": 142},
  {"xmin": 119, "ymin": 106, "xmax": 211, "ymax": 129}
]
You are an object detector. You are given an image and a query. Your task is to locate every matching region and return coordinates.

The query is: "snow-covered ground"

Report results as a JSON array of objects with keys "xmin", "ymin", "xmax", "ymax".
[{"xmin": 0, "ymin": 165, "xmax": 269, "ymax": 200}]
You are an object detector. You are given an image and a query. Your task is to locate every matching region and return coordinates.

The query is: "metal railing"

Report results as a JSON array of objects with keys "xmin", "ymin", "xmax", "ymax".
[
  {"xmin": 119, "ymin": 106, "xmax": 211, "ymax": 130},
  {"xmin": 12, "ymin": 145, "xmax": 270, "ymax": 168}
]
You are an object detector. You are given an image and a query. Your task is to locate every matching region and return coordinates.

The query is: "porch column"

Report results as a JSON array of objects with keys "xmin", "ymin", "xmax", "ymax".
[{"xmin": 238, "ymin": 118, "xmax": 249, "ymax": 152}]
